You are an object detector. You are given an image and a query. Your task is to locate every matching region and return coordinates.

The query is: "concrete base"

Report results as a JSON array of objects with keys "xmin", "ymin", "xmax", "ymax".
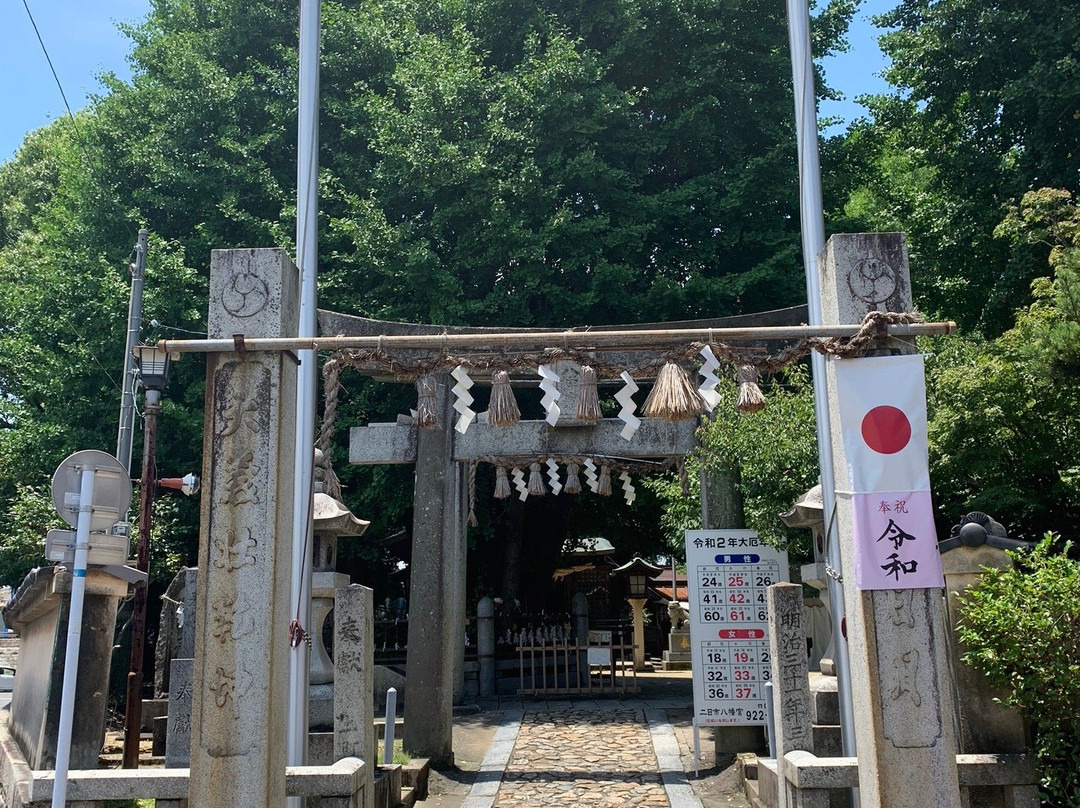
[{"xmin": 714, "ymin": 725, "xmax": 767, "ymax": 755}]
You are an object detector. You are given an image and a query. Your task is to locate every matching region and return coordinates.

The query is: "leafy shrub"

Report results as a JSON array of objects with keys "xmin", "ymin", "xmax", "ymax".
[{"xmin": 958, "ymin": 535, "xmax": 1080, "ymax": 806}]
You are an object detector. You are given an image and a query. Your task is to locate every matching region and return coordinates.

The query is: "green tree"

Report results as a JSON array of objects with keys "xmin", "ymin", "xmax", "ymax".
[
  {"xmin": 0, "ymin": 0, "xmax": 859, "ymax": 592},
  {"xmin": 649, "ymin": 365, "xmax": 819, "ymax": 557},
  {"xmin": 925, "ymin": 190, "xmax": 1080, "ymax": 539},
  {"xmin": 836, "ymin": 0, "xmax": 1080, "ymax": 334},
  {"xmin": 959, "ymin": 536, "xmax": 1080, "ymax": 806}
]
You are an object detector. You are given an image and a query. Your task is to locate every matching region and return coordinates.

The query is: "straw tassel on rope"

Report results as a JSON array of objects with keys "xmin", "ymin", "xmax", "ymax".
[
  {"xmin": 494, "ymin": 466, "xmax": 511, "ymax": 499},
  {"xmin": 488, "ymin": 370, "xmax": 521, "ymax": 427},
  {"xmin": 736, "ymin": 364, "xmax": 766, "ymax": 413},
  {"xmin": 416, "ymin": 375, "xmax": 438, "ymax": 428},
  {"xmin": 643, "ymin": 362, "xmax": 704, "ymax": 421},
  {"xmin": 575, "ymin": 365, "xmax": 602, "ymax": 423},
  {"xmin": 528, "ymin": 462, "xmax": 547, "ymax": 496},
  {"xmin": 564, "ymin": 463, "xmax": 582, "ymax": 495},
  {"xmin": 598, "ymin": 465, "xmax": 612, "ymax": 496}
]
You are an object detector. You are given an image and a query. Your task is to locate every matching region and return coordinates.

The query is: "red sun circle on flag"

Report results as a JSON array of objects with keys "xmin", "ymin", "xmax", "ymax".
[{"xmin": 861, "ymin": 405, "xmax": 911, "ymax": 454}]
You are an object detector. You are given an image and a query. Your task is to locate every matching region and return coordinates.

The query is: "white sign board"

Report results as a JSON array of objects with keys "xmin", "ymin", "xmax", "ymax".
[{"xmin": 685, "ymin": 529, "xmax": 788, "ymax": 726}]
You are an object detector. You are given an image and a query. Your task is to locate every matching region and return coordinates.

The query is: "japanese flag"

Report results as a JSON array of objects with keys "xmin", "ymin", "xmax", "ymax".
[
  {"xmin": 834, "ymin": 354, "xmax": 943, "ymax": 590},
  {"xmin": 834, "ymin": 354, "xmax": 931, "ymax": 492}
]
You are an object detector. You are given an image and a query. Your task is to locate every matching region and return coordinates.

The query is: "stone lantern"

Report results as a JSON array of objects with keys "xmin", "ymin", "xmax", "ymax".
[
  {"xmin": 308, "ymin": 449, "xmax": 369, "ymax": 729},
  {"xmin": 613, "ymin": 557, "xmax": 662, "ymax": 671}
]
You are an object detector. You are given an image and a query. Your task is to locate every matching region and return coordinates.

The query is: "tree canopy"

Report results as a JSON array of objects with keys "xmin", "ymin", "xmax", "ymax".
[{"xmin": 0, "ymin": 0, "xmax": 856, "ymax": 596}]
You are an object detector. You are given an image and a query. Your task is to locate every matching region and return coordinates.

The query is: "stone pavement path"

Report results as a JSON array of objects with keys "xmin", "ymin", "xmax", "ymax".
[{"xmin": 462, "ymin": 708, "xmax": 703, "ymax": 808}]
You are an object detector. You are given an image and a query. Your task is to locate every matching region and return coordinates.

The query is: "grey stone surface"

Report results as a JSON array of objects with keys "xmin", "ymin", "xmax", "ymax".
[
  {"xmin": 4, "ymin": 566, "xmax": 127, "ymax": 769},
  {"xmin": 820, "ymin": 233, "xmax": 961, "ymax": 808},
  {"xmin": 310, "ymin": 683, "xmax": 335, "ymax": 730},
  {"xmin": 188, "ymin": 247, "xmax": 298, "ymax": 807},
  {"xmin": 403, "ymin": 375, "xmax": 460, "ymax": 765},
  {"xmin": 154, "ymin": 567, "xmax": 198, "ymax": 698},
  {"xmin": 477, "ymin": 597, "xmax": 495, "ymax": 697},
  {"xmin": 335, "ymin": 584, "xmax": 375, "ymax": 808},
  {"xmin": 645, "ymin": 707, "xmax": 705, "ymax": 808},
  {"xmin": 940, "ymin": 545, "xmax": 1028, "ymax": 754},
  {"xmin": 769, "ymin": 583, "xmax": 815, "ymax": 808},
  {"xmin": 351, "ymin": 417, "xmax": 697, "ymax": 465},
  {"xmin": 165, "ymin": 658, "xmax": 194, "ymax": 767}
]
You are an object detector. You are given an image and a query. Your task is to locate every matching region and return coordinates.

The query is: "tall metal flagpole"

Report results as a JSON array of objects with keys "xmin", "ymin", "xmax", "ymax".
[
  {"xmin": 785, "ymin": 0, "xmax": 859, "ymax": 771},
  {"xmin": 288, "ymin": 0, "xmax": 321, "ymax": 798}
]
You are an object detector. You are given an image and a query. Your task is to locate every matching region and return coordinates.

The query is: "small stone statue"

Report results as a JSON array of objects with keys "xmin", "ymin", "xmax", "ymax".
[{"xmin": 667, "ymin": 600, "xmax": 691, "ymax": 632}]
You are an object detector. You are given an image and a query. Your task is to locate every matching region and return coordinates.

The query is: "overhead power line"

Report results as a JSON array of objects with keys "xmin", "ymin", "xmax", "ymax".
[{"xmin": 21, "ymin": 0, "xmax": 82, "ymax": 140}]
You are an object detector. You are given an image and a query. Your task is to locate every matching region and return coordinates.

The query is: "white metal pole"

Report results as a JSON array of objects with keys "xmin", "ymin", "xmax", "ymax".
[
  {"xmin": 287, "ymin": 0, "xmax": 321, "ymax": 796},
  {"xmin": 51, "ymin": 464, "xmax": 97, "ymax": 808},
  {"xmin": 785, "ymin": 0, "xmax": 859, "ymax": 767}
]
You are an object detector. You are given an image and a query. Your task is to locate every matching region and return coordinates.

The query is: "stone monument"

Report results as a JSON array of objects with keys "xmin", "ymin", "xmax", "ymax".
[
  {"xmin": 188, "ymin": 248, "xmax": 298, "ymax": 807},
  {"xmin": 821, "ymin": 233, "xmax": 961, "ymax": 807}
]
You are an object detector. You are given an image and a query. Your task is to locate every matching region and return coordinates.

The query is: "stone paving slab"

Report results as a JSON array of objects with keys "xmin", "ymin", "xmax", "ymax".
[{"xmin": 461, "ymin": 707, "xmax": 704, "ymax": 808}]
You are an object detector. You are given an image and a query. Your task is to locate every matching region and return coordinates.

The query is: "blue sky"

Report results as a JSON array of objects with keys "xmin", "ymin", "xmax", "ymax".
[{"xmin": 1, "ymin": 0, "xmax": 894, "ymax": 161}]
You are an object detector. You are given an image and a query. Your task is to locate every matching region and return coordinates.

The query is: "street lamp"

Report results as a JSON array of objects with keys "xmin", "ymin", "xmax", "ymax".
[{"xmin": 122, "ymin": 345, "xmax": 172, "ymax": 768}]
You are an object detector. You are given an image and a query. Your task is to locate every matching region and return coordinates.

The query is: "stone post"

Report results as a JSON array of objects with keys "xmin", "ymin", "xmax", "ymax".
[
  {"xmin": 403, "ymin": 375, "xmax": 459, "ymax": 765},
  {"xmin": 188, "ymin": 248, "xmax": 297, "ymax": 807},
  {"xmin": 628, "ymin": 597, "xmax": 649, "ymax": 671},
  {"xmin": 451, "ymin": 463, "xmax": 468, "ymax": 706},
  {"xmin": 820, "ymin": 233, "xmax": 961, "ymax": 807},
  {"xmin": 335, "ymin": 584, "xmax": 375, "ymax": 808},
  {"xmin": 477, "ymin": 597, "xmax": 496, "ymax": 697},
  {"xmin": 940, "ymin": 544, "xmax": 1027, "ymax": 754},
  {"xmin": 767, "ymin": 583, "xmax": 815, "ymax": 808}
]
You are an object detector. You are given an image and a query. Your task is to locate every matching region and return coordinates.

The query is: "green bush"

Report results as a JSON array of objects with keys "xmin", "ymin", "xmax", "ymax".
[{"xmin": 958, "ymin": 535, "xmax": 1080, "ymax": 806}]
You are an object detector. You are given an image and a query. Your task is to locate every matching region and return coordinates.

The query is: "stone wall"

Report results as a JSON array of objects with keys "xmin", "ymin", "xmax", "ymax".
[{"xmin": 0, "ymin": 638, "xmax": 19, "ymax": 669}]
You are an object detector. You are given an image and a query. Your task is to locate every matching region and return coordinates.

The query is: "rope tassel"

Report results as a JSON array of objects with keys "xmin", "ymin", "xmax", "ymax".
[
  {"xmin": 736, "ymin": 364, "xmax": 767, "ymax": 413},
  {"xmin": 416, "ymin": 375, "xmax": 438, "ymax": 428},
  {"xmin": 643, "ymin": 362, "xmax": 704, "ymax": 421},
  {"xmin": 598, "ymin": 465, "xmax": 612, "ymax": 496},
  {"xmin": 575, "ymin": 365, "xmax": 602, "ymax": 423},
  {"xmin": 488, "ymin": 370, "xmax": 520, "ymax": 427},
  {"xmin": 494, "ymin": 466, "xmax": 511, "ymax": 499},
  {"xmin": 528, "ymin": 462, "xmax": 547, "ymax": 496},
  {"xmin": 564, "ymin": 463, "xmax": 582, "ymax": 494}
]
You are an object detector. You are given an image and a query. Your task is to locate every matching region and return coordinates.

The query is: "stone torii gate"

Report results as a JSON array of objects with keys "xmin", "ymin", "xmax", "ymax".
[{"xmin": 322, "ymin": 306, "xmax": 808, "ymax": 763}]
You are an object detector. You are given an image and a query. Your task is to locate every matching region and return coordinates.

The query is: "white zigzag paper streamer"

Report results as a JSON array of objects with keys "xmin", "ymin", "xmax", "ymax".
[
  {"xmin": 450, "ymin": 366, "xmax": 476, "ymax": 434},
  {"xmin": 619, "ymin": 471, "xmax": 636, "ymax": 505},
  {"xmin": 615, "ymin": 371, "xmax": 641, "ymax": 440},
  {"xmin": 511, "ymin": 468, "xmax": 529, "ymax": 501},
  {"xmin": 537, "ymin": 364, "xmax": 561, "ymax": 426},
  {"xmin": 698, "ymin": 345, "xmax": 723, "ymax": 412},
  {"xmin": 546, "ymin": 459, "xmax": 562, "ymax": 495},
  {"xmin": 583, "ymin": 458, "xmax": 599, "ymax": 493}
]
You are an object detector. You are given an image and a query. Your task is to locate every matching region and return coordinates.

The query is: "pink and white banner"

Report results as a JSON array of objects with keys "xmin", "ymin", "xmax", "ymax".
[{"xmin": 834, "ymin": 355, "xmax": 944, "ymax": 590}]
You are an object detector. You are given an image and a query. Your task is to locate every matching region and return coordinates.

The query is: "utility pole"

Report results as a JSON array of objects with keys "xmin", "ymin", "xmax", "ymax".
[
  {"xmin": 122, "ymin": 384, "xmax": 161, "ymax": 768},
  {"xmin": 116, "ymin": 229, "xmax": 149, "ymax": 481}
]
